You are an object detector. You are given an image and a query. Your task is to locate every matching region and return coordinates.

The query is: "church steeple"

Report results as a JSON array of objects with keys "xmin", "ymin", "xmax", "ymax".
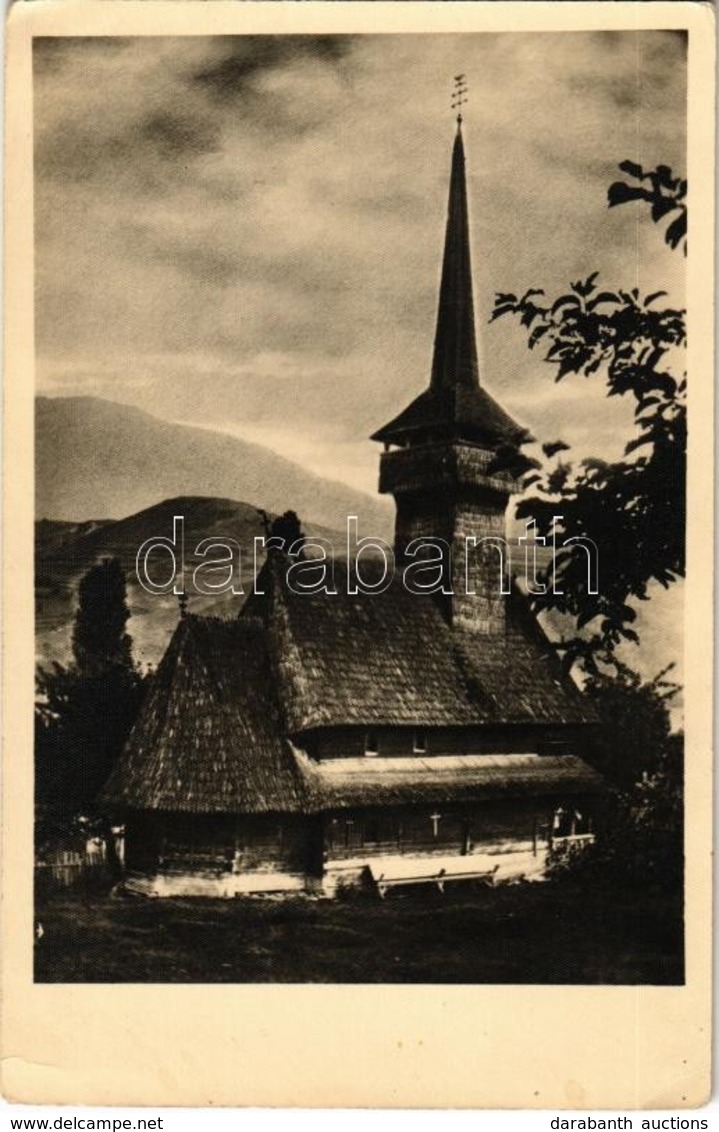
[
  {"xmin": 371, "ymin": 122, "xmax": 527, "ymax": 450},
  {"xmin": 372, "ymin": 111, "xmax": 531, "ymax": 635},
  {"xmin": 430, "ymin": 120, "xmax": 479, "ymax": 392}
]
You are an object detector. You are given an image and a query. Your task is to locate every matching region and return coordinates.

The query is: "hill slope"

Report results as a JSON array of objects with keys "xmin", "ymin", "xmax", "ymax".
[
  {"xmin": 35, "ymin": 495, "xmax": 346, "ymax": 669},
  {"xmin": 36, "ymin": 395, "xmax": 392, "ymax": 535}
]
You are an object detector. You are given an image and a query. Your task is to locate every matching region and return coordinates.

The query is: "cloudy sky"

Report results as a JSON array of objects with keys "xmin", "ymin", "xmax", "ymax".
[{"xmin": 35, "ymin": 31, "xmax": 686, "ymax": 494}]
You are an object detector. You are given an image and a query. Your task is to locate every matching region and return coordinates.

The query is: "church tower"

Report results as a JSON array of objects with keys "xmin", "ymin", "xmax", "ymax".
[{"xmin": 371, "ymin": 118, "xmax": 529, "ymax": 634}]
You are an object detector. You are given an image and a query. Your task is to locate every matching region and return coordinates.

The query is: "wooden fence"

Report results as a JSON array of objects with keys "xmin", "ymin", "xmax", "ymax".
[{"xmin": 35, "ymin": 835, "xmax": 125, "ymax": 891}]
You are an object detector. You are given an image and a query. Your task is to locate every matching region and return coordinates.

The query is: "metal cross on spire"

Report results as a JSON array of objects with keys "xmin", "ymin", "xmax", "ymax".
[{"xmin": 452, "ymin": 74, "xmax": 468, "ymax": 123}]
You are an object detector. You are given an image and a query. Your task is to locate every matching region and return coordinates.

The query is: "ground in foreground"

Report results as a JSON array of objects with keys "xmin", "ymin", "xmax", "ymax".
[{"xmin": 34, "ymin": 874, "xmax": 683, "ymax": 984}]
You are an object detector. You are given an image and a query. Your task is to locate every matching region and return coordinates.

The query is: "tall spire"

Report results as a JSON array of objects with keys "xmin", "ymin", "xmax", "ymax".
[
  {"xmin": 430, "ymin": 120, "xmax": 480, "ymax": 391},
  {"xmin": 371, "ymin": 104, "xmax": 528, "ymax": 450},
  {"xmin": 373, "ymin": 89, "xmax": 531, "ymax": 632}
]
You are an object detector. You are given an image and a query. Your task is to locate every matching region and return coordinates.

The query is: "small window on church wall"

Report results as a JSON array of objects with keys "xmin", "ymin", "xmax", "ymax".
[
  {"xmin": 364, "ymin": 731, "xmax": 379, "ymax": 757},
  {"xmin": 413, "ymin": 729, "xmax": 427, "ymax": 754}
]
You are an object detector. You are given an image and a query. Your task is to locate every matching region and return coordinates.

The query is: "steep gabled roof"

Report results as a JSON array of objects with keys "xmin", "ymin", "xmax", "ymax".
[
  {"xmin": 251, "ymin": 554, "xmax": 596, "ymax": 732},
  {"xmin": 103, "ymin": 562, "xmax": 598, "ymax": 816},
  {"xmin": 452, "ymin": 596, "xmax": 595, "ymax": 729},
  {"xmin": 101, "ymin": 615, "xmax": 307, "ymax": 814},
  {"xmin": 261, "ymin": 557, "xmax": 481, "ymax": 732}
]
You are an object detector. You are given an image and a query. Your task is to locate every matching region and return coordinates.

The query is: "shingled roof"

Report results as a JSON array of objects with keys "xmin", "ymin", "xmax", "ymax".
[
  {"xmin": 371, "ymin": 384, "xmax": 529, "ymax": 447},
  {"xmin": 256, "ymin": 556, "xmax": 480, "ymax": 731},
  {"xmin": 103, "ymin": 551, "xmax": 598, "ymax": 815},
  {"xmin": 101, "ymin": 615, "xmax": 306, "ymax": 814},
  {"xmin": 104, "ymin": 613, "xmax": 601, "ymax": 818},
  {"xmin": 298, "ymin": 753, "xmax": 603, "ymax": 810},
  {"xmin": 252, "ymin": 554, "xmax": 595, "ymax": 733},
  {"xmin": 452, "ymin": 597, "xmax": 596, "ymax": 728}
]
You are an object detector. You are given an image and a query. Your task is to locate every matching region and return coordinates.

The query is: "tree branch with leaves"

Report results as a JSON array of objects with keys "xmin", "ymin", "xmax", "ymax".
[
  {"xmin": 608, "ymin": 160, "xmax": 686, "ymax": 253},
  {"xmin": 36, "ymin": 558, "xmax": 147, "ymax": 826},
  {"xmin": 492, "ymin": 163, "xmax": 686, "ymax": 672}
]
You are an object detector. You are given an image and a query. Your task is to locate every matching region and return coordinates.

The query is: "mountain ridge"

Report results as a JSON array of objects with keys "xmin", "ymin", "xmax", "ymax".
[
  {"xmin": 36, "ymin": 395, "xmax": 392, "ymax": 536},
  {"xmin": 35, "ymin": 493, "xmax": 348, "ymax": 670}
]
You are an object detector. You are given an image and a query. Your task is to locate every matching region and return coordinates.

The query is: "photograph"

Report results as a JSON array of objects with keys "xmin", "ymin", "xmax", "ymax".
[
  {"xmin": 3, "ymin": 0, "xmax": 713, "ymax": 1110},
  {"xmin": 32, "ymin": 27, "xmax": 687, "ymax": 985}
]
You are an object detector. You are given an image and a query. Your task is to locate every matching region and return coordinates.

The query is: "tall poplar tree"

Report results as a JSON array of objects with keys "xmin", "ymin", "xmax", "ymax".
[{"xmin": 36, "ymin": 558, "xmax": 146, "ymax": 823}]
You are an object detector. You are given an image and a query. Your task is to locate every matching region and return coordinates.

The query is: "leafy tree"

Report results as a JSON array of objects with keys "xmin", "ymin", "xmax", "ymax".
[
  {"xmin": 495, "ymin": 165, "xmax": 686, "ymax": 897},
  {"xmin": 71, "ymin": 557, "xmax": 134, "ymax": 676},
  {"xmin": 583, "ymin": 660, "xmax": 681, "ymax": 789},
  {"xmin": 492, "ymin": 162, "xmax": 686, "ymax": 671},
  {"xmin": 608, "ymin": 160, "xmax": 686, "ymax": 253},
  {"xmin": 35, "ymin": 559, "xmax": 146, "ymax": 832},
  {"xmin": 269, "ymin": 509, "xmax": 306, "ymax": 552},
  {"xmin": 545, "ymin": 660, "xmax": 683, "ymax": 894},
  {"xmin": 582, "ymin": 662, "xmax": 683, "ymax": 891}
]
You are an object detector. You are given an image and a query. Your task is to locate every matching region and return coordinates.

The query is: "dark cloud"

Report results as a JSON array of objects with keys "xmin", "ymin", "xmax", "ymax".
[
  {"xmin": 566, "ymin": 30, "xmax": 687, "ymax": 118},
  {"xmin": 35, "ymin": 119, "xmax": 219, "ymax": 188},
  {"xmin": 34, "ymin": 35, "xmax": 356, "ymax": 192},
  {"xmin": 140, "ymin": 111, "xmax": 221, "ymax": 160},
  {"xmin": 655, "ymin": 29, "xmax": 688, "ymax": 51},
  {"xmin": 590, "ymin": 31, "xmax": 626, "ymax": 47},
  {"xmin": 33, "ymin": 36, "xmax": 131, "ymax": 74},
  {"xmin": 189, "ymin": 36, "xmax": 356, "ymax": 140},
  {"xmin": 35, "ymin": 30, "xmax": 687, "ymax": 458},
  {"xmin": 567, "ymin": 72, "xmax": 640, "ymax": 112},
  {"xmin": 192, "ymin": 35, "xmax": 352, "ymax": 101},
  {"xmin": 35, "ymin": 105, "xmax": 221, "ymax": 191},
  {"xmin": 139, "ymin": 237, "xmax": 240, "ymax": 288},
  {"xmin": 589, "ymin": 28, "xmax": 685, "ymax": 55},
  {"xmin": 642, "ymin": 29, "xmax": 688, "ymax": 76},
  {"xmin": 35, "ymin": 123, "xmax": 134, "ymax": 183}
]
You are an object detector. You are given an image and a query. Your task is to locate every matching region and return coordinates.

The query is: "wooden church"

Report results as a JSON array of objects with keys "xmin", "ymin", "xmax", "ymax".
[{"xmin": 102, "ymin": 119, "xmax": 603, "ymax": 897}]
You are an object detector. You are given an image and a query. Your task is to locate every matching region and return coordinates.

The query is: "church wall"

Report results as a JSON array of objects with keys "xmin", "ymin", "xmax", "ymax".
[
  {"xmin": 393, "ymin": 490, "xmax": 453, "ymax": 561},
  {"xmin": 121, "ymin": 792, "xmax": 597, "ymax": 897},
  {"xmin": 321, "ymin": 797, "xmax": 597, "ymax": 895},
  {"xmin": 381, "ymin": 439, "xmax": 516, "ymax": 633},
  {"xmin": 309, "ymin": 725, "xmax": 583, "ymax": 761},
  {"xmin": 323, "ymin": 800, "xmax": 544, "ymax": 861},
  {"xmin": 451, "ymin": 497, "xmax": 507, "ymax": 632},
  {"xmin": 123, "ymin": 811, "xmax": 322, "ymax": 896}
]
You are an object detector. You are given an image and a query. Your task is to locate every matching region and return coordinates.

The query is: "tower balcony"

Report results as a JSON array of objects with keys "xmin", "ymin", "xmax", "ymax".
[{"xmin": 378, "ymin": 441, "xmax": 519, "ymax": 499}]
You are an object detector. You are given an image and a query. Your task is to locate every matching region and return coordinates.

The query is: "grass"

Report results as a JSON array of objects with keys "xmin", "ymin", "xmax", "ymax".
[{"xmin": 34, "ymin": 873, "xmax": 684, "ymax": 984}]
